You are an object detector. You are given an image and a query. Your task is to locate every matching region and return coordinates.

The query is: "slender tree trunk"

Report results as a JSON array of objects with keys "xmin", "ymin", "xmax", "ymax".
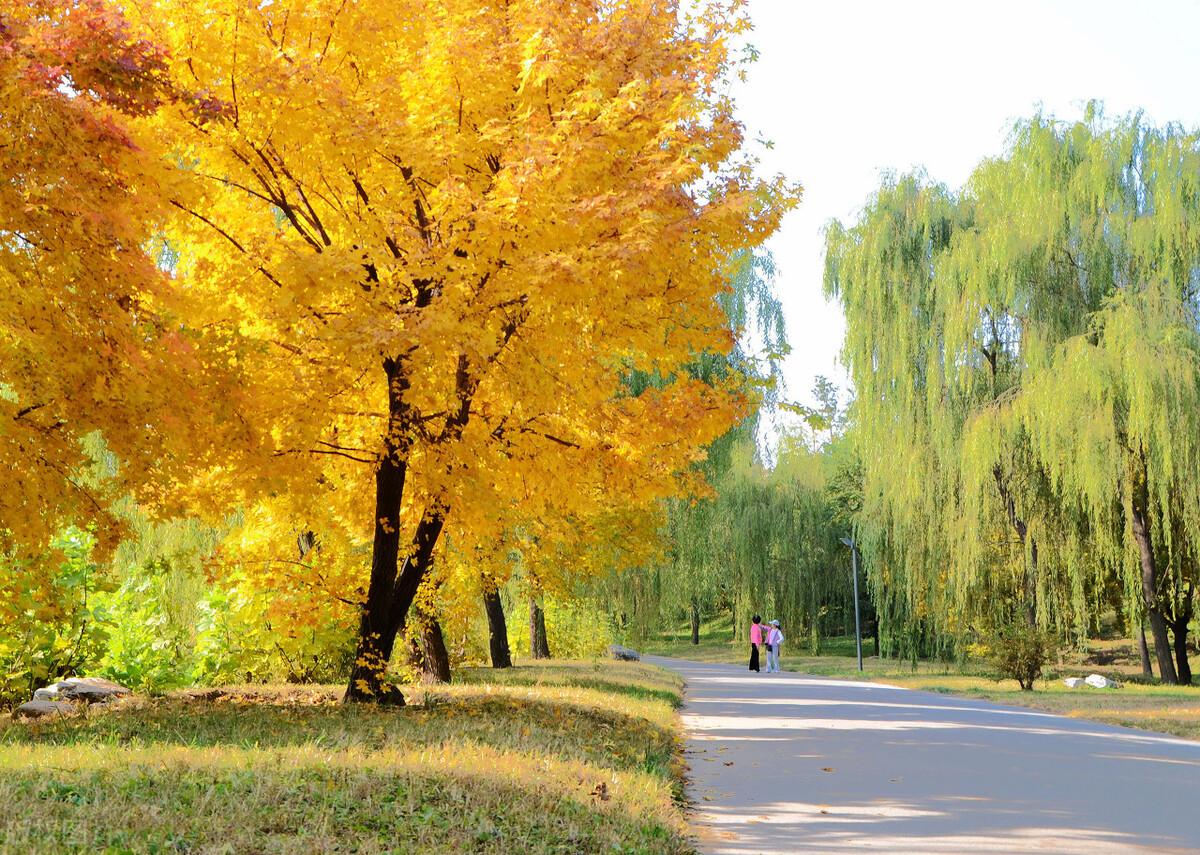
[
  {"xmin": 1025, "ymin": 538, "xmax": 1039, "ymax": 627},
  {"xmin": 484, "ymin": 589, "xmax": 512, "ymax": 668},
  {"xmin": 414, "ymin": 618, "xmax": 451, "ymax": 683},
  {"xmin": 529, "ymin": 598, "xmax": 551, "ymax": 659},
  {"xmin": 1169, "ymin": 588, "xmax": 1193, "ymax": 685},
  {"xmin": 1171, "ymin": 618, "xmax": 1192, "ymax": 685},
  {"xmin": 690, "ymin": 599, "xmax": 701, "ymax": 645},
  {"xmin": 345, "ymin": 319, "xmax": 497, "ymax": 702},
  {"xmin": 1130, "ymin": 465, "xmax": 1178, "ymax": 684},
  {"xmin": 345, "ymin": 508, "xmax": 447, "ymax": 702},
  {"xmin": 1138, "ymin": 624, "xmax": 1153, "ymax": 677},
  {"xmin": 993, "ymin": 465, "xmax": 1037, "ymax": 626}
]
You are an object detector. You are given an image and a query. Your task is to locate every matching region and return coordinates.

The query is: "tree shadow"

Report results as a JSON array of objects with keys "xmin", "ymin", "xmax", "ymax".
[
  {"xmin": 1, "ymin": 690, "xmax": 678, "ymax": 776},
  {"xmin": 458, "ymin": 663, "xmax": 684, "ymax": 708},
  {"xmin": 0, "ymin": 751, "xmax": 690, "ymax": 853}
]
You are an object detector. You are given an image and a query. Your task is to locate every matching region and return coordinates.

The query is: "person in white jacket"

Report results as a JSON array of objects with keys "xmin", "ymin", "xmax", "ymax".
[{"xmin": 765, "ymin": 620, "xmax": 784, "ymax": 672}]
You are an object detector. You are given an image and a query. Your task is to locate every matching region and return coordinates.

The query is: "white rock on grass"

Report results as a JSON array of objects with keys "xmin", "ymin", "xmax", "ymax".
[
  {"xmin": 1063, "ymin": 677, "xmax": 1085, "ymax": 689},
  {"xmin": 31, "ymin": 677, "xmax": 131, "ymax": 706},
  {"xmin": 15, "ymin": 699, "xmax": 79, "ymax": 719},
  {"xmin": 56, "ymin": 677, "xmax": 131, "ymax": 704},
  {"xmin": 607, "ymin": 644, "xmax": 641, "ymax": 662},
  {"xmin": 1085, "ymin": 673, "xmax": 1120, "ymax": 689}
]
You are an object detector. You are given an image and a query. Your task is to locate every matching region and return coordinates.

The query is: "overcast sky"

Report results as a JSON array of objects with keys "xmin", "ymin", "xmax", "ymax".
[{"xmin": 736, "ymin": 0, "xmax": 1200, "ymax": 415}]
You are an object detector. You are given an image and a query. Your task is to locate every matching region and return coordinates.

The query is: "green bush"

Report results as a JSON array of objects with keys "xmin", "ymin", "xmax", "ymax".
[
  {"xmin": 506, "ymin": 593, "xmax": 614, "ymax": 660},
  {"xmin": 97, "ymin": 558, "xmax": 203, "ymax": 691},
  {"xmin": 0, "ymin": 529, "xmax": 112, "ymax": 706},
  {"xmin": 192, "ymin": 576, "xmax": 357, "ymax": 685},
  {"xmin": 992, "ymin": 624, "xmax": 1052, "ymax": 691}
]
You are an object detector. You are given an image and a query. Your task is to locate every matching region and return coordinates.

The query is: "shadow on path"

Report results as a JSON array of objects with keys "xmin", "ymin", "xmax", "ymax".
[{"xmin": 649, "ymin": 656, "xmax": 1200, "ymax": 854}]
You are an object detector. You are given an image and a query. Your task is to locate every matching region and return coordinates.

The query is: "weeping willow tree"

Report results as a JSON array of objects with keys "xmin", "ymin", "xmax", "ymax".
[
  {"xmin": 826, "ymin": 105, "xmax": 1200, "ymax": 681},
  {"xmin": 1018, "ymin": 276, "xmax": 1200, "ymax": 683},
  {"xmin": 824, "ymin": 176, "xmax": 964, "ymax": 659},
  {"xmin": 728, "ymin": 435, "xmax": 853, "ymax": 650},
  {"xmin": 602, "ymin": 249, "xmax": 864, "ymax": 645}
]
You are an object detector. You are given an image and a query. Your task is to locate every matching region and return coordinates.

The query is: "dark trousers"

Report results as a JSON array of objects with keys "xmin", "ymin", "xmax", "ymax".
[{"xmin": 748, "ymin": 643, "xmax": 760, "ymax": 672}]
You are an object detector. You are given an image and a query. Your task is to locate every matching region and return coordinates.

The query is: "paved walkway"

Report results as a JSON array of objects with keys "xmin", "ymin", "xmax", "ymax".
[{"xmin": 647, "ymin": 656, "xmax": 1200, "ymax": 854}]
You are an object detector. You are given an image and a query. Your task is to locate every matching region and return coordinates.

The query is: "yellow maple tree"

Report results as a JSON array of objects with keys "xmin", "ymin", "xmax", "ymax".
[
  {"xmin": 0, "ymin": 0, "xmax": 247, "ymax": 645},
  {"xmin": 135, "ymin": 0, "xmax": 796, "ymax": 702}
]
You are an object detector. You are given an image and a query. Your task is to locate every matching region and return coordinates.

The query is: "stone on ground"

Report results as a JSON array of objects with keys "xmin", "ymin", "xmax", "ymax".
[
  {"xmin": 15, "ymin": 699, "xmax": 79, "ymax": 719},
  {"xmin": 607, "ymin": 644, "xmax": 641, "ymax": 661},
  {"xmin": 1085, "ymin": 674, "xmax": 1120, "ymax": 689},
  {"xmin": 41, "ymin": 677, "xmax": 131, "ymax": 704}
]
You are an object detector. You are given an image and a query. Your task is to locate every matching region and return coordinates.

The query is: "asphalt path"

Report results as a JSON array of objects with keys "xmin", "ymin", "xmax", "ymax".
[{"xmin": 646, "ymin": 655, "xmax": 1200, "ymax": 854}]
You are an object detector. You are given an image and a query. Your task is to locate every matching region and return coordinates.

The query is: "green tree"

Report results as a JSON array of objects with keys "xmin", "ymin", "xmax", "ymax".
[{"xmin": 826, "ymin": 106, "xmax": 1200, "ymax": 682}]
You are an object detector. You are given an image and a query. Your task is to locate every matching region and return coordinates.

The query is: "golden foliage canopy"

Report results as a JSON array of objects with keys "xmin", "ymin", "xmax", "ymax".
[
  {"xmin": 0, "ymin": 0, "xmax": 241, "ymax": 560},
  {"xmin": 117, "ymin": 0, "xmax": 796, "ymax": 697}
]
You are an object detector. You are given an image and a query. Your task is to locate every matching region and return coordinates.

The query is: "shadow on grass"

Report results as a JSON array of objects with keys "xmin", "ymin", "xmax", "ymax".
[
  {"xmin": 1, "ymin": 691, "xmax": 678, "ymax": 777},
  {"xmin": 0, "ymin": 752, "xmax": 689, "ymax": 854},
  {"xmin": 458, "ymin": 663, "xmax": 683, "ymax": 709}
]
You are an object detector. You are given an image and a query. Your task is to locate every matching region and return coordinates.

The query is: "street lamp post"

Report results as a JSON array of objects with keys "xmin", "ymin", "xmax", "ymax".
[{"xmin": 839, "ymin": 536, "xmax": 863, "ymax": 672}]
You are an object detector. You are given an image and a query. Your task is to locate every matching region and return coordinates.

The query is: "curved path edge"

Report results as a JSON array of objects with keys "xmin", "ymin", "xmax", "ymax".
[{"xmin": 647, "ymin": 655, "xmax": 1200, "ymax": 855}]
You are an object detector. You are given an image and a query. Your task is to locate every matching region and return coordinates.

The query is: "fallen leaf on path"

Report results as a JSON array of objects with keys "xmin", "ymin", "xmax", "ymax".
[
  {"xmin": 723, "ymin": 761, "xmax": 734, "ymax": 766},
  {"xmin": 821, "ymin": 767, "xmax": 835, "ymax": 772}
]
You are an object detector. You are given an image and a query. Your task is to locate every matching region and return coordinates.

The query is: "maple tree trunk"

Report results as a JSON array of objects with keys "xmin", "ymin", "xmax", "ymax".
[
  {"xmin": 690, "ymin": 600, "xmax": 701, "ymax": 645},
  {"xmin": 345, "ymin": 446, "xmax": 407, "ymax": 705},
  {"xmin": 1130, "ymin": 471, "xmax": 1178, "ymax": 684},
  {"xmin": 1138, "ymin": 624, "xmax": 1154, "ymax": 677},
  {"xmin": 529, "ymin": 598, "xmax": 551, "ymax": 659},
  {"xmin": 345, "ymin": 360, "xmax": 450, "ymax": 704},
  {"xmin": 484, "ymin": 589, "xmax": 512, "ymax": 668},
  {"xmin": 413, "ymin": 618, "xmax": 451, "ymax": 684}
]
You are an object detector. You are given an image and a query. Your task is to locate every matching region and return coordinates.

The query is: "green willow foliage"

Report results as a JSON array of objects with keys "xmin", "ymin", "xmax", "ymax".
[
  {"xmin": 606, "ymin": 250, "xmax": 859, "ymax": 648},
  {"xmin": 826, "ymin": 105, "xmax": 1200, "ymax": 681},
  {"xmin": 720, "ymin": 436, "xmax": 854, "ymax": 648}
]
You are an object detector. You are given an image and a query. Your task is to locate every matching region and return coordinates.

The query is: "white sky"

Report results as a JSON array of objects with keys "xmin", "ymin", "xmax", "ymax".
[{"xmin": 736, "ymin": 0, "xmax": 1200, "ymax": 414}]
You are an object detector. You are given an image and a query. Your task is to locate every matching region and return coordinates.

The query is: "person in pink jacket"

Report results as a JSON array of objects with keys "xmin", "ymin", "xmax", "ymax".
[{"xmin": 748, "ymin": 615, "xmax": 763, "ymax": 672}]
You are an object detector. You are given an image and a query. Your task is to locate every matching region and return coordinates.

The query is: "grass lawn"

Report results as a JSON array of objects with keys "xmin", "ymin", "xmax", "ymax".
[
  {"xmin": 0, "ymin": 660, "xmax": 692, "ymax": 854},
  {"xmin": 644, "ymin": 617, "xmax": 1200, "ymax": 741}
]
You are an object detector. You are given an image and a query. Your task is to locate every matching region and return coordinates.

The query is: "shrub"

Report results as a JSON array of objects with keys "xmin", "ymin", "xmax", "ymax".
[
  {"xmin": 0, "ymin": 529, "xmax": 112, "ymax": 706},
  {"xmin": 192, "ymin": 575, "xmax": 357, "ymax": 685},
  {"xmin": 97, "ymin": 557, "xmax": 204, "ymax": 691},
  {"xmin": 992, "ymin": 624, "xmax": 1052, "ymax": 691},
  {"xmin": 506, "ymin": 593, "xmax": 614, "ymax": 660}
]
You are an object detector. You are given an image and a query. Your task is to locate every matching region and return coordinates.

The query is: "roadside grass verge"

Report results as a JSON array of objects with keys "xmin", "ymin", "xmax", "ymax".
[
  {"xmin": 0, "ymin": 660, "xmax": 691, "ymax": 854},
  {"xmin": 645, "ymin": 618, "xmax": 1200, "ymax": 741},
  {"xmin": 875, "ymin": 674, "xmax": 1200, "ymax": 741}
]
